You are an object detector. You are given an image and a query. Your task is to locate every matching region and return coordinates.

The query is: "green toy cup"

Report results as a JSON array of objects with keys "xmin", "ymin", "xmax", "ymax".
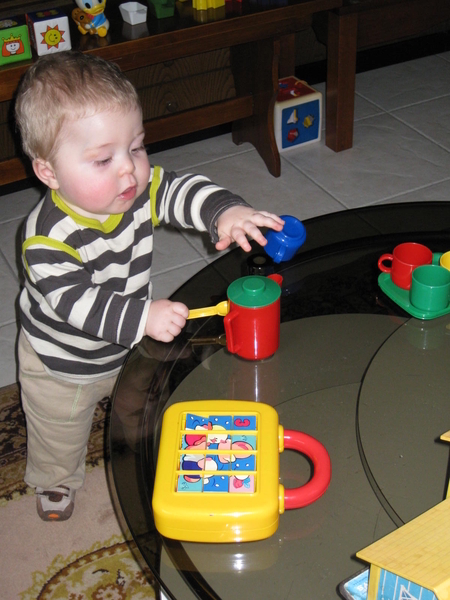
[{"xmin": 409, "ymin": 265, "xmax": 450, "ymax": 312}]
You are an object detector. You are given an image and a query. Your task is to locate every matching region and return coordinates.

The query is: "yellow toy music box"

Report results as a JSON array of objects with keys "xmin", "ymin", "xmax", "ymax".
[{"xmin": 152, "ymin": 400, "xmax": 331, "ymax": 543}]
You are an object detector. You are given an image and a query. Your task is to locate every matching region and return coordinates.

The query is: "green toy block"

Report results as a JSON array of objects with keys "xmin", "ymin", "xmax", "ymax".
[
  {"xmin": 147, "ymin": 0, "xmax": 175, "ymax": 18},
  {"xmin": 0, "ymin": 15, "xmax": 32, "ymax": 66}
]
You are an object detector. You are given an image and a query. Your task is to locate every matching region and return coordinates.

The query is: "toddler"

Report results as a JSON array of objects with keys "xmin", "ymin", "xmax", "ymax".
[{"xmin": 14, "ymin": 51, "xmax": 283, "ymax": 521}]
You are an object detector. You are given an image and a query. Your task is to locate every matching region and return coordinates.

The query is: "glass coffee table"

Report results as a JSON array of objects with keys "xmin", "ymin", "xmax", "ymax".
[{"xmin": 109, "ymin": 202, "xmax": 450, "ymax": 600}]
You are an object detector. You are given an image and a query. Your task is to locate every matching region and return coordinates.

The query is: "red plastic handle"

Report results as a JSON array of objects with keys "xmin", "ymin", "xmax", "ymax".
[
  {"xmin": 283, "ymin": 430, "xmax": 331, "ymax": 509},
  {"xmin": 378, "ymin": 253, "xmax": 394, "ymax": 273},
  {"xmin": 268, "ymin": 273, "xmax": 283, "ymax": 286},
  {"xmin": 223, "ymin": 310, "xmax": 239, "ymax": 354}
]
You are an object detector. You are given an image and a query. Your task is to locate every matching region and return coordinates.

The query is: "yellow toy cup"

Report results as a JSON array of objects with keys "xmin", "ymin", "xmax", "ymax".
[{"xmin": 439, "ymin": 251, "xmax": 450, "ymax": 271}]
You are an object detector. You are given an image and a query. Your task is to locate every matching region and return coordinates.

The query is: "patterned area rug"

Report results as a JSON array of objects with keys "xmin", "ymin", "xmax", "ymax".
[
  {"xmin": 0, "ymin": 383, "xmax": 106, "ymax": 502},
  {"xmin": 0, "ymin": 383, "xmax": 156, "ymax": 599}
]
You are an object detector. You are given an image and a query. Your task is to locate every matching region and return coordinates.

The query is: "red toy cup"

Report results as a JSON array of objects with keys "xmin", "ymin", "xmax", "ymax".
[
  {"xmin": 224, "ymin": 274, "xmax": 282, "ymax": 361},
  {"xmin": 378, "ymin": 242, "xmax": 432, "ymax": 290}
]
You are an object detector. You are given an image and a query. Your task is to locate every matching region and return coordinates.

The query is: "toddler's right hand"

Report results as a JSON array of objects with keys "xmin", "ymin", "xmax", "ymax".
[{"xmin": 145, "ymin": 299, "xmax": 189, "ymax": 342}]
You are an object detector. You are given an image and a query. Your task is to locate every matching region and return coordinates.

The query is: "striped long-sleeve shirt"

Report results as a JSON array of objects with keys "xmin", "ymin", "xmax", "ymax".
[{"xmin": 20, "ymin": 165, "xmax": 248, "ymax": 383}]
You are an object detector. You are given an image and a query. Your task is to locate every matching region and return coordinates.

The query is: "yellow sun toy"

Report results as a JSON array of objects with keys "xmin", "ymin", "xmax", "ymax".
[{"xmin": 26, "ymin": 9, "xmax": 72, "ymax": 56}]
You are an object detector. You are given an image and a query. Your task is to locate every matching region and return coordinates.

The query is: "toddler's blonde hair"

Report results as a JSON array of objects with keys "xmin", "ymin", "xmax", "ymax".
[{"xmin": 15, "ymin": 51, "xmax": 141, "ymax": 162}]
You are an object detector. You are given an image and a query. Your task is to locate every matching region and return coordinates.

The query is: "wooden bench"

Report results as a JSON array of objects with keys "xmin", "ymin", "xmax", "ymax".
[
  {"xmin": 0, "ymin": 0, "xmax": 341, "ymax": 186},
  {"xmin": 325, "ymin": 0, "xmax": 450, "ymax": 151}
]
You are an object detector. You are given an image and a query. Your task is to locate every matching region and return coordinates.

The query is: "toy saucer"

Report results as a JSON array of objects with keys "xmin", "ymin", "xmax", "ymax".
[{"xmin": 378, "ymin": 272, "xmax": 450, "ymax": 320}]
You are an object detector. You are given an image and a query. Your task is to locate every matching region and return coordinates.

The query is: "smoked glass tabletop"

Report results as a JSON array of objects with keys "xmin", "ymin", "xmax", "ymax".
[{"xmin": 109, "ymin": 202, "xmax": 450, "ymax": 600}]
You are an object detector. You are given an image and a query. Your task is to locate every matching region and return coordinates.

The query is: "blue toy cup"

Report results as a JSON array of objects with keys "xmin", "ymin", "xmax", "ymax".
[{"xmin": 264, "ymin": 215, "xmax": 306, "ymax": 263}]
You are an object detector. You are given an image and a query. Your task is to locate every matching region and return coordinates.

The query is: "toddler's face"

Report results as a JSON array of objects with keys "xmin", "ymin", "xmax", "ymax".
[{"xmin": 49, "ymin": 106, "xmax": 150, "ymax": 217}]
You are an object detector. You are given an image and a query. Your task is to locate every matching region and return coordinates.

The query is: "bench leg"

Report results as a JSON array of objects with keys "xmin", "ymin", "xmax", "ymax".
[
  {"xmin": 232, "ymin": 38, "xmax": 281, "ymax": 177},
  {"xmin": 326, "ymin": 10, "xmax": 358, "ymax": 152}
]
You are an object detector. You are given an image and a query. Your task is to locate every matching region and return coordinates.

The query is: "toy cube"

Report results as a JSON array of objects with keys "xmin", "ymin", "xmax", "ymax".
[
  {"xmin": 26, "ymin": 9, "xmax": 71, "ymax": 56},
  {"xmin": 147, "ymin": 0, "xmax": 176, "ymax": 18},
  {"xmin": 0, "ymin": 16, "xmax": 32, "ymax": 66},
  {"xmin": 274, "ymin": 76, "xmax": 322, "ymax": 152}
]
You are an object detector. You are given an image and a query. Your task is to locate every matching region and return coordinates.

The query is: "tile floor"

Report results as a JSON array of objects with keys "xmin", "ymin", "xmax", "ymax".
[{"xmin": 0, "ymin": 51, "xmax": 449, "ymax": 389}]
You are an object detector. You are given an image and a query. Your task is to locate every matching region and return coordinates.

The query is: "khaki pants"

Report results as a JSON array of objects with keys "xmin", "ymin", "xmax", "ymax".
[{"xmin": 18, "ymin": 331, "xmax": 117, "ymax": 490}]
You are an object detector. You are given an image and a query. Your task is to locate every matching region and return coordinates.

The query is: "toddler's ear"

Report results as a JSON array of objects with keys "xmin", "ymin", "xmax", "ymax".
[{"xmin": 32, "ymin": 158, "xmax": 59, "ymax": 189}]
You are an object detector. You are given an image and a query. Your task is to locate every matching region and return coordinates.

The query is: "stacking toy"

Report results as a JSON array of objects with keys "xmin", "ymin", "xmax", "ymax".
[{"xmin": 152, "ymin": 400, "xmax": 332, "ymax": 543}]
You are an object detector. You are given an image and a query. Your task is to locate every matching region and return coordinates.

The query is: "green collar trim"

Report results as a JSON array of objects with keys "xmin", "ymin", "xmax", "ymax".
[
  {"xmin": 149, "ymin": 165, "xmax": 161, "ymax": 226},
  {"xmin": 51, "ymin": 190, "xmax": 123, "ymax": 233}
]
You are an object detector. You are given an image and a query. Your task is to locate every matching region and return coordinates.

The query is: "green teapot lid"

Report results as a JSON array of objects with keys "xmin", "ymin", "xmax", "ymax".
[{"xmin": 227, "ymin": 275, "xmax": 281, "ymax": 308}]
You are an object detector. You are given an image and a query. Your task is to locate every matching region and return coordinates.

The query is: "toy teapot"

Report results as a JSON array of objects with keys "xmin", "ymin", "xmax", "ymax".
[{"xmin": 188, "ymin": 274, "xmax": 283, "ymax": 361}]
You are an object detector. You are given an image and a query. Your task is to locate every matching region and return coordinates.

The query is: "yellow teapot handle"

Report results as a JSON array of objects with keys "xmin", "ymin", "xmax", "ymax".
[{"xmin": 187, "ymin": 300, "xmax": 230, "ymax": 320}]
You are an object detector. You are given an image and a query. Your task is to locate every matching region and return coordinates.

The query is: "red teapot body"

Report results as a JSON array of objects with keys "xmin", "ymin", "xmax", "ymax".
[{"xmin": 224, "ymin": 274, "xmax": 283, "ymax": 360}]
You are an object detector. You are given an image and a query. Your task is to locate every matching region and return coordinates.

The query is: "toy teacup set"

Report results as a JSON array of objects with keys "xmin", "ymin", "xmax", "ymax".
[
  {"xmin": 378, "ymin": 242, "xmax": 450, "ymax": 319},
  {"xmin": 152, "ymin": 216, "xmax": 333, "ymax": 544}
]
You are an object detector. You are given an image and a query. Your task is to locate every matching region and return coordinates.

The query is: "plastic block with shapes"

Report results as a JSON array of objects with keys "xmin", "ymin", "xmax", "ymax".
[
  {"xmin": 0, "ymin": 16, "xmax": 32, "ymax": 66},
  {"xmin": 26, "ymin": 9, "xmax": 71, "ymax": 56},
  {"xmin": 274, "ymin": 76, "xmax": 322, "ymax": 152}
]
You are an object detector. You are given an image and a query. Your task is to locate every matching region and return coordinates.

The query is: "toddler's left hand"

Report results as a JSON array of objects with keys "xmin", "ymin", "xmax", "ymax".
[{"xmin": 215, "ymin": 206, "xmax": 284, "ymax": 252}]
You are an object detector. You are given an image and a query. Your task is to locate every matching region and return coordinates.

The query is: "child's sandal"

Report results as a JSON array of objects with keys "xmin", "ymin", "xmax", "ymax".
[{"xmin": 36, "ymin": 485, "xmax": 76, "ymax": 521}]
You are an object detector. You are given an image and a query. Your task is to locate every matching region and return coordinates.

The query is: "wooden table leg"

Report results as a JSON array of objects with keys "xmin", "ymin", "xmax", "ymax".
[
  {"xmin": 231, "ymin": 38, "xmax": 281, "ymax": 178},
  {"xmin": 279, "ymin": 33, "xmax": 296, "ymax": 79},
  {"xmin": 326, "ymin": 10, "xmax": 358, "ymax": 152}
]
